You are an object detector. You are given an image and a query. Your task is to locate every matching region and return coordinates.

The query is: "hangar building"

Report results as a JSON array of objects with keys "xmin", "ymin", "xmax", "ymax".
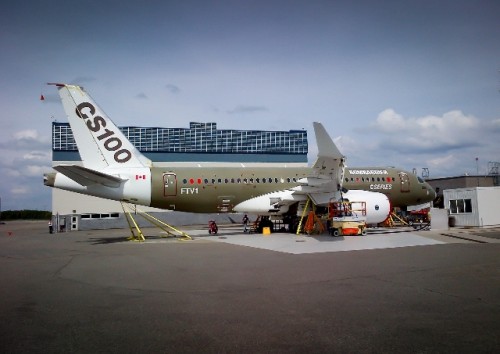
[
  {"xmin": 426, "ymin": 168, "xmax": 500, "ymax": 228},
  {"xmin": 444, "ymin": 187, "xmax": 500, "ymax": 227},
  {"xmin": 50, "ymin": 122, "xmax": 308, "ymax": 231}
]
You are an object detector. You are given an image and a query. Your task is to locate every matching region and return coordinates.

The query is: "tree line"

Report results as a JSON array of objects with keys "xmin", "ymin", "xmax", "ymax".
[{"xmin": 0, "ymin": 210, "xmax": 52, "ymax": 220}]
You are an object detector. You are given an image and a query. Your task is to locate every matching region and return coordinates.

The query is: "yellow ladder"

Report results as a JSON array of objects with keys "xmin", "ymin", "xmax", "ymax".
[{"xmin": 296, "ymin": 198, "xmax": 310, "ymax": 235}]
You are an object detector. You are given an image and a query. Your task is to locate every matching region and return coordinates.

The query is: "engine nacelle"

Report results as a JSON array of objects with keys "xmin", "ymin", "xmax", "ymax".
[
  {"xmin": 233, "ymin": 190, "xmax": 306, "ymax": 215},
  {"xmin": 341, "ymin": 189, "xmax": 391, "ymax": 224}
]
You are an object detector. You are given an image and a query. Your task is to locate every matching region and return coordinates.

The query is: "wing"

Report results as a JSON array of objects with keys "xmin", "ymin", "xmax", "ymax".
[
  {"xmin": 233, "ymin": 122, "xmax": 346, "ymax": 214},
  {"xmin": 53, "ymin": 164, "xmax": 127, "ymax": 188},
  {"xmin": 292, "ymin": 122, "xmax": 346, "ymax": 206}
]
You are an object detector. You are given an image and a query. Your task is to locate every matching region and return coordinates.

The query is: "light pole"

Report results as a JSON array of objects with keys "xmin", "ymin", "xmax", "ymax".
[{"xmin": 476, "ymin": 157, "xmax": 479, "ymax": 186}]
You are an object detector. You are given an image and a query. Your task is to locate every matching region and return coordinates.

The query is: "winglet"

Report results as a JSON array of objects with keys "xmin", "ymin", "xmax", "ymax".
[
  {"xmin": 313, "ymin": 122, "xmax": 344, "ymax": 159},
  {"xmin": 47, "ymin": 82, "xmax": 67, "ymax": 87},
  {"xmin": 311, "ymin": 122, "xmax": 346, "ymax": 193}
]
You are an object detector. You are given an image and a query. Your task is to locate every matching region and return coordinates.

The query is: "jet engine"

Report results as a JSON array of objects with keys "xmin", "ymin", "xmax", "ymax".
[
  {"xmin": 340, "ymin": 189, "xmax": 391, "ymax": 224},
  {"xmin": 234, "ymin": 189, "xmax": 391, "ymax": 225}
]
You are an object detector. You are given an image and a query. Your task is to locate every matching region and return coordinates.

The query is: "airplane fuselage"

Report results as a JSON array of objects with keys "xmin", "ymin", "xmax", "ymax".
[
  {"xmin": 46, "ymin": 164, "xmax": 435, "ymax": 213},
  {"xmin": 149, "ymin": 166, "xmax": 434, "ymax": 212}
]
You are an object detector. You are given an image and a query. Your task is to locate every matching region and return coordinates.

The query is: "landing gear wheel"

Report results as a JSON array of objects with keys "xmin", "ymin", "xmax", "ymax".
[{"xmin": 333, "ymin": 229, "xmax": 340, "ymax": 237}]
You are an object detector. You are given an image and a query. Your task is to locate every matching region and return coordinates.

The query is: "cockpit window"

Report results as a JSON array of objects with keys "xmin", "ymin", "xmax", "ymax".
[{"xmin": 417, "ymin": 177, "xmax": 424, "ymax": 183}]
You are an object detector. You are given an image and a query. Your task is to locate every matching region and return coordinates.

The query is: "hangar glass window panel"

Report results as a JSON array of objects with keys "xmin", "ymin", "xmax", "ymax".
[{"xmin": 52, "ymin": 122, "xmax": 308, "ymax": 158}]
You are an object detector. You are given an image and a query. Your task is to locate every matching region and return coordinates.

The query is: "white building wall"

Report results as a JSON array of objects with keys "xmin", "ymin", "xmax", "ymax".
[
  {"xmin": 476, "ymin": 187, "xmax": 500, "ymax": 227},
  {"xmin": 52, "ymin": 189, "xmax": 165, "ymax": 215},
  {"xmin": 444, "ymin": 187, "xmax": 500, "ymax": 227},
  {"xmin": 443, "ymin": 188, "xmax": 478, "ymax": 227}
]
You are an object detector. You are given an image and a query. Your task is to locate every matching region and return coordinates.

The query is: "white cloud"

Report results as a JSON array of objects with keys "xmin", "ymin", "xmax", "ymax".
[
  {"xmin": 373, "ymin": 109, "xmax": 482, "ymax": 152},
  {"xmin": 375, "ymin": 109, "xmax": 406, "ymax": 132},
  {"xmin": 4, "ymin": 168, "xmax": 21, "ymax": 177},
  {"xmin": 427, "ymin": 154, "xmax": 460, "ymax": 169},
  {"xmin": 23, "ymin": 151, "xmax": 50, "ymax": 161},
  {"xmin": 11, "ymin": 186, "xmax": 29, "ymax": 195},
  {"xmin": 227, "ymin": 105, "xmax": 268, "ymax": 114},
  {"xmin": 25, "ymin": 165, "xmax": 48, "ymax": 177},
  {"xmin": 0, "ymin": 129, "xmax": 50, "ymax": 151},
  {"xmin": 490, "ymin": 119, "xmax": 500, "ymax": 130},
  {"xmin": 13, "ymin": 129, "xmax": 39, "ymax": 140}
]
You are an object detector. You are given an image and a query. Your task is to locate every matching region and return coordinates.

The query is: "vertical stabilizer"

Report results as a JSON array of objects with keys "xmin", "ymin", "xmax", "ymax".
[{"xmin": 51, "ymin": 83, "xmax": 152, "ymax": 169}]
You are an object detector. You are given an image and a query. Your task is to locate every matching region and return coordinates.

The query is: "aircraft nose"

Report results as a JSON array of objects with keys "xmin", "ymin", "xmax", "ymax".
[{"xmin": 427, "ymin": 184, "xmax": 436, "ymax": 200}]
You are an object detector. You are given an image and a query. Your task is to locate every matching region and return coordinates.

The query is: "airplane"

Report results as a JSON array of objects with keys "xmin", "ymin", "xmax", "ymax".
[{"xmin": 43, "ymin": 83, "xmax": 436, "ymax": 225}]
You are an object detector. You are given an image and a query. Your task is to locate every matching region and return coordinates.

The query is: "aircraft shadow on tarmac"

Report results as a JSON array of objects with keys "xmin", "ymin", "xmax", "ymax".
[
  {"xmin": 79, "ymin": 225, "xmax": 427, "ymax": 245},
  {"xmin": 83, "ymin": 234, "xmax": 188, "ymax": 245}
]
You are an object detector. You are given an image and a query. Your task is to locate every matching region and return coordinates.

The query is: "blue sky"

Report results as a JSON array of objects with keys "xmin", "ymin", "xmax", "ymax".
[{"xmin": 1, "ymin": 0, "xmax": 499, "ymax": 210}]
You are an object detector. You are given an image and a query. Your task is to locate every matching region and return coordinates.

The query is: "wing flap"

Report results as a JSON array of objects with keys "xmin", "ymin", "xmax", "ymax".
[{"xmin": 53, "ymin": 165, "xmax": 126, "ymax": 188}]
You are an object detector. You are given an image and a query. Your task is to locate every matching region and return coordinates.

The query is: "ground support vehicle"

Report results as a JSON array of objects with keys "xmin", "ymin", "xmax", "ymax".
[
  {"xmin": 328, "ymin": 200, "xmax": 367, "ymax": 236},
  {"xmin": 330, "ymin": 216, "xmax": 367, "ymax": 236}
]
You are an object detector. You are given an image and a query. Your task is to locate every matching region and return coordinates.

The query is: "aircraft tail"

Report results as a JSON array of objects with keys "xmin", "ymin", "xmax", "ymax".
[{"xmin": 50, "ymin": 83, "xmax": 152, "ymax": 169}]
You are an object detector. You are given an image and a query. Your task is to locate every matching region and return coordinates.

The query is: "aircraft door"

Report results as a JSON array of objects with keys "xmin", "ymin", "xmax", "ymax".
[
  {"xmin": 217, "ymin": 196, "xmax": 234, "ymax": 213},
  {"xmin": 163, "ymin": 173, "xmax": 177, "ymax": 197},
  {"xmin": 399, "ymin": 172, "xmax": 410, "ymax": 193}
]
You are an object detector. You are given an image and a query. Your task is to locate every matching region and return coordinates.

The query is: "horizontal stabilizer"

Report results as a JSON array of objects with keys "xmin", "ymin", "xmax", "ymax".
[{"xmin": 53, "ymin": 165, "xmax": 126, "ymax": 188}]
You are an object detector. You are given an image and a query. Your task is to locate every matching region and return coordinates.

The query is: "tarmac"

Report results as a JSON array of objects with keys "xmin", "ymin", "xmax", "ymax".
[{"xmin": 0, "ymin": 220, "xmax": 499, "ymax": 353}]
